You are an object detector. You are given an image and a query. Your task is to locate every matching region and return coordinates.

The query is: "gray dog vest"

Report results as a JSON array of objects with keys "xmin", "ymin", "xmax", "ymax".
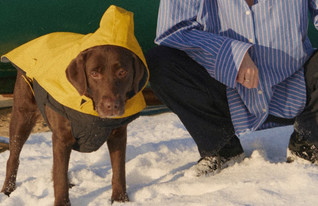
[{"xmin": 33, "ymin": 80, "xmax": 139, "ymax": 153}]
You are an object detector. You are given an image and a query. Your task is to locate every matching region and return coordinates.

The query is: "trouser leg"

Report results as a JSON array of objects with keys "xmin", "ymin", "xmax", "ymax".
[
  {"xmin": 146, "ymin": 46, "xmax": 242, "ymax": 157},
  {"xmin": 289, "ymin": 50, "xmax": 318, "ymax": 162}
]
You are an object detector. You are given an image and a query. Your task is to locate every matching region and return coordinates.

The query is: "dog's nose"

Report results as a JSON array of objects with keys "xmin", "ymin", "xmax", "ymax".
[
  {"xmin": 98, "ymin": 96, "xmax": 122, "ymax": 117},
  {"xmin": 102, "ymin": 96, "xmax": 120, "ymax": 110}
]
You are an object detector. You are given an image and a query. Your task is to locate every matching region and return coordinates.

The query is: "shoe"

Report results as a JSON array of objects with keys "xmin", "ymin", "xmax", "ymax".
[
  {"xmin": 287, "ymin": 144, "xmax": 318, "ymax": 164},
  {"xmin": 185, "ymin": 153, "xmax": 245, "ymax": 177},
  {"xmin": 287, "ymin": 132, "xmax": 318, "ymax": 164},
  {"xmin": 185, "ymin": 136, "xmax": 245, "ymax": 177}
]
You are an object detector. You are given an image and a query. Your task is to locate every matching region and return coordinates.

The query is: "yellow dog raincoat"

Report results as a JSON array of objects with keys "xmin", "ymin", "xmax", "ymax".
[{"xmin": 1, "ymin": 5, "xmax": 149, "ymax": 152}]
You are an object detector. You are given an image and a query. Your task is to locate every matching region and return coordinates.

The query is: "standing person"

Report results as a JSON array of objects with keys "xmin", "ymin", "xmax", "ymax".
[{"xmin": 146, "ymin": 0, "xmax": 318, "ymax": 176}]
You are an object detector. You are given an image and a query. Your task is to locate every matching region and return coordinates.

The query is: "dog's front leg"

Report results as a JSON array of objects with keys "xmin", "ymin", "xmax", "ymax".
[
  {"xmin": 107, "ymin": 125, "xmax": 129, "ymax": 203},
  {"xmin": 45, "ymin": 106, "xmax": 75, "ymax": 206},
  {"xmin": 2, "ymin": 71, "xmax": 40, "ymax": 196}
]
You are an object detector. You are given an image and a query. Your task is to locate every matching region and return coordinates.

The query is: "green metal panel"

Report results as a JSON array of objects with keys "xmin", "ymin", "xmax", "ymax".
[
  {"xmin": 308, "ymin": 19, "xmax": 318, "ymax": 48},
  {"xmin": 0, "ymin": 0, "xmax": 317, "ymax": 93}
]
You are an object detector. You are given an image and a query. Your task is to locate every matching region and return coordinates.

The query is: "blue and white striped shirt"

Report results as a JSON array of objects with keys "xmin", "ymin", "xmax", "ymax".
[{"xmin": 155, "ymin": 0, "xmax": 318, "ymax": 136}]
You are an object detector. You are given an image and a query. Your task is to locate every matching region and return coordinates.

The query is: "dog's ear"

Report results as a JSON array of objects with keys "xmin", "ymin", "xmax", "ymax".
[
  {"xmin": 133, "ymin": 54, "xmax": 146, "ymax": 94},
  {"xmin": 66, "ymin": 51, "xmax": 87, "ymax": 96}
]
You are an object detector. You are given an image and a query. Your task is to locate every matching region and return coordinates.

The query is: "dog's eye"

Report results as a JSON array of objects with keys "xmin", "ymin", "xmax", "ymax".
[
  {"xmin": 117, "ymin": 69, "xmax": 127, "ymax": 79},
  {"xmin": 90, "ymin": 71, "xmax": 101, "ymax": 79}
]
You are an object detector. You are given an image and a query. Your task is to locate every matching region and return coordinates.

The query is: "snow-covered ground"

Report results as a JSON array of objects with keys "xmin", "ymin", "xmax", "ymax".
[{"xmin": 0, "ymin": 112, "xmax": 317, "ymax": 206}]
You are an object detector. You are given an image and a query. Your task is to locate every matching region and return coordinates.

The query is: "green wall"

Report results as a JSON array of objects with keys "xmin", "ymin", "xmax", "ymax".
[
  {"xmin": 0, "ymin": 0, "xmax": 159, "ymax": 93},
  {"xmin": 309, "ymin": 18, "xmax": 318, "ymax": 48},
  {"xmin": 0, "ymin": 0, "xmax": 317, "ymax": 93}
]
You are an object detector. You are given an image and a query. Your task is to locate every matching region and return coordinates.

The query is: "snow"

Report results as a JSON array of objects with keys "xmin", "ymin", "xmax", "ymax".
[{"xmin": 0, "ymin": 112, "xmax": 318, "ymax": 206}]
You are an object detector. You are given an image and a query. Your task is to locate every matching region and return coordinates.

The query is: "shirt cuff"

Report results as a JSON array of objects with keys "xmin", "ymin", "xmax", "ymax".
[{"xmin": 215, "ymin": 38, "xmax": 253, "ymax": 88}]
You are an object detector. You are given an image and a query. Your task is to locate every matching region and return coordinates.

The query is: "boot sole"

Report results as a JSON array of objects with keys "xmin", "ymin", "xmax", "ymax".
[
  {"xmin": 185, "ymin": 153, "xmax": 245, "ymax": 177},
  {"xmin": 286, "ymin": 149, "xmax": 318, "ymax": 165}
]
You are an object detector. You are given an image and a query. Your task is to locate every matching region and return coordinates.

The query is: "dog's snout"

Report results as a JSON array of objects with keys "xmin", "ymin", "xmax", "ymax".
[
  {"xmin": 103, "ymin": 96, "xmax": 119, "ymax": 110},
  {"xmin": 97, "ymin": 96, "xmax": 124, "ymax": 118}
]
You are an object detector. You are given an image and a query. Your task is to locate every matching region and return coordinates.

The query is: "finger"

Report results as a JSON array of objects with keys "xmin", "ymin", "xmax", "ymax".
[
  {"xmin": 244, "ymin": 68, "xmax": 253, "ymax": 81},
  {"xmin": 243, "ymin": 69, "xmax": 253, "ymax": 88},
  {"xmin": 237, "ymin": 71, "xmax": 245, "ymax": 84},
  {"xmin": 244, "ymin": 79, "xmax": 252, "ymax": 88},
  {"xmin": 251, "ymin": 69, "xmax": 258, "ymax": 88},
  {"xmin": 252, "ymin": 73, "xmax": 258, "ymax": 88}
]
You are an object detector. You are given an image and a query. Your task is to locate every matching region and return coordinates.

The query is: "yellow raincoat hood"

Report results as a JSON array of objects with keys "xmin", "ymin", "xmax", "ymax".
[{"xmin": 1, "ymin": 5, "xmax": 149, "ymax": 118}]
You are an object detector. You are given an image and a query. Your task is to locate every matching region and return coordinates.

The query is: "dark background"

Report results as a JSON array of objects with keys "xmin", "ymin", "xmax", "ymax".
[
  {"xmin": 0, "ymin": 0, "xmax": 317, "ymax": 93},
  {"xmin": 0, "ymin": 0, "xmax": 160, "ymax": 93}
]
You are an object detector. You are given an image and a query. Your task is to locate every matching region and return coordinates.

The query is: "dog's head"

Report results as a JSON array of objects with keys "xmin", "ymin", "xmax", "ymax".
[{"xmin": 66, "ymin": 45, "xmax": 146, "ymax": 118}]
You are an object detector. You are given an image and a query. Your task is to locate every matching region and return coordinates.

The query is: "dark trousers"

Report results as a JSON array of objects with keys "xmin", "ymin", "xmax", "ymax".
[
  {"xmin": 290, "ymin": 49, "xmax": 318, "ymax": 149},
  {"xmin": 146, "ymin": 46, "xmax": 318, "ymax": 157}
]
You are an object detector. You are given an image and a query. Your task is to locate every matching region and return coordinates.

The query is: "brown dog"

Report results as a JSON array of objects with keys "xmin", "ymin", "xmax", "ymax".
[{"xmin": 1, "ymin": 45, "xmax": 146, "ymax": 205}]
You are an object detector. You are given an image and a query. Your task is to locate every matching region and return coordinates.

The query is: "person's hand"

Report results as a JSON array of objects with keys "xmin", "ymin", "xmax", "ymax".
[{"xmin": 237, "ymin": 52, "xmax": 259, "ymax": 89}]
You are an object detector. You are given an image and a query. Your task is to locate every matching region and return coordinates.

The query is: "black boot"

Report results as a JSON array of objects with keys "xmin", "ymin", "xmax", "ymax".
[
  {"xmin": 185, "ymin": 136, "xmax": 245, "ymax": 177},
  {"xmin": 287, "ymin": 132, "xmax": 318, "ymax": 164}
]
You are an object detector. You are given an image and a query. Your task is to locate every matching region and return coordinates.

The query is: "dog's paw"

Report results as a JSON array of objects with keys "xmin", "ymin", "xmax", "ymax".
[
  {"xmin": 1, "ymin": 183, "xmax": 16, "ymax": 197},
  {"xmin": 111, "ymin": 192, "xmax": 129, "ymax": 204},
  {"xmin": 1, "ymin": 188, "xmax": 13, "ymax": 197}
]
